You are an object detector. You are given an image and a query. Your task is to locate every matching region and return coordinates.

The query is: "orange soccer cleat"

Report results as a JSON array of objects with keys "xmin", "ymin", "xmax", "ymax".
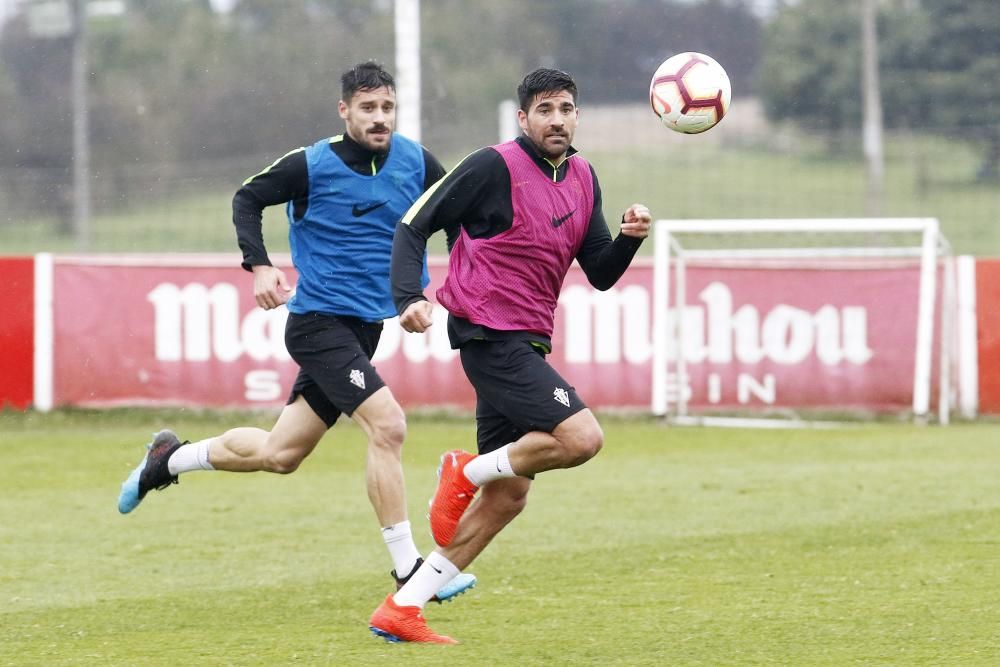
[
  {"xmin": 369, "ymin": 595, "xmax": 458, "ymax": 644},
  {"xmin": 429, "ymin": 450, "xmax": 479, "ymax": 547}
]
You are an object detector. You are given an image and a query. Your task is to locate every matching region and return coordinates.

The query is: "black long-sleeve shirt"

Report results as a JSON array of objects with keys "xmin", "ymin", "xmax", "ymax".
[
  {"xmin": 391, "ymin": 135, "xmax": 644, "ymax": 348},
  {"xmin": 232, "ymin": 133, "xmax": 446, "ymax": 270}
]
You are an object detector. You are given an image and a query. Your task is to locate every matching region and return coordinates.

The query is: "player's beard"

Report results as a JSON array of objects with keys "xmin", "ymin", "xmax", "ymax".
[
  {"xmin": 360, "ymin": 124, "xmax": 391, "ymax": 153},
  {"xmin": 537, "ymin": 131, "xmax": 570, "ymax": 160}
]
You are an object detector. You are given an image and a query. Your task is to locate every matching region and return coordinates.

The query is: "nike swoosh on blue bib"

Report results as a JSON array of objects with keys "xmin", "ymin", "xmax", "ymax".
[{"xmin": 352, "ymin": 201, "xmax": 388, "ymax": 217}]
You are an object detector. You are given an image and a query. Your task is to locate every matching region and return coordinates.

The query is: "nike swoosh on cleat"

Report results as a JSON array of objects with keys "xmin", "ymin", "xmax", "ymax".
[
  {"xmin": 551, "ymin": 209, "xmax": 576, "ymax": 228},
  {"xmin": 352, "ymin": 201, "xmax": 388, "ymax": 217}
]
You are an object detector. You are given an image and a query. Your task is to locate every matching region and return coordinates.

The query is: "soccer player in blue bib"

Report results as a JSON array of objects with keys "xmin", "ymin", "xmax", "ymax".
[{"xmin": 117, "ymin": 61, "xmax": 475, "ymax": 605}]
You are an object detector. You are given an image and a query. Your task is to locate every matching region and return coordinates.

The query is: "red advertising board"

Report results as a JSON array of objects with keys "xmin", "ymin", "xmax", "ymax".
[
  {"xmin": 48, "ymin": 256, "xmax": 655, "ymax": 411},
  {"xmin": 0, "ymin": 257, "xmax": 34, "ymax": 409},
  {"xmin": 46, "ymin": 255, "xmax": 938, "ymax": 413},
  {"xmin": 664, "ymin": 263, "xmax": 926, "ymax": 411},
  {"xmin": 976, "ymin": 259, "xmax": 1000, "ymax": 413}
]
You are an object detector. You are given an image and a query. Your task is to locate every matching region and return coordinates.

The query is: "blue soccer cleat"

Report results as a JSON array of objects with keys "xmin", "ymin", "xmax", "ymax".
[
  {"xmin": 434, "ymin": 572, "xmax": 477, "ymax": 603},
  {"xmin": 392, "ymin": 557, "xmax": 477, "ymax": 604},
  {"xmin": 117, "ymin": 430, "xmax": 185, "ymax": 514}
]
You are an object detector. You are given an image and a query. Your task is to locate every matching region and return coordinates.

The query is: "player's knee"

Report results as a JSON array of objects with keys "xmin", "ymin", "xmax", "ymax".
[
  {"xmin": 506, "ymin": 491, "xmax": 529, "ymax": 519},
  {"xmin": 264, "ymin": 449, "xmax": 304, "ymax": 474},
  {"xmin": 261, "ymin": 437, "xmax": 308, "ymax": 474},
  {"xmin": 493, "ymin": 487, "xmax": 529, "ymax": 522},
  {"xmin": 371, "ymin": 411, "xmax": 407, "ymax": 453},
  {"xmin": 564, "ymin": 425, "xmax": 604, "ymax": 466}
]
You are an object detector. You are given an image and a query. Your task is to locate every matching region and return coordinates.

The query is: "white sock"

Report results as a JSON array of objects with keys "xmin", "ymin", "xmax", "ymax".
[
  {"xmin": 167, "ymin": 439, "xmax": 214, "ymax": 475},
  {"xmin": 382, "ymin": 521, "xmax": 422, "ymax": 578},
  {"xmin": 393, "ymin": 551, "xmax": 460, "ymax": 609},
  {"xmin": 462, "ymin": 444, "xmax": 517, "ymax": 487}
]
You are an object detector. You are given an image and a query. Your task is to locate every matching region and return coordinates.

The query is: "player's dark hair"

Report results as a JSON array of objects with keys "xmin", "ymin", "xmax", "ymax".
[
  {"xmin": 341, "ymin": 61, "xmax": 395, "ymax": 102},
  {"xmin": 517, "ymin": 68, "xmax": 578, "ymax": 112}
]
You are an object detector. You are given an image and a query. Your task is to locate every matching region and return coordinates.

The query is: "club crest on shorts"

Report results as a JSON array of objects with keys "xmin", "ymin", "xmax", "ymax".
[
  {"xmin": 349, "ymin": 369, "xmax": 366, "ymax": 390},
  {"xmin": 553, "ymin": 387, "xmax": 570, "ymax": 407}
]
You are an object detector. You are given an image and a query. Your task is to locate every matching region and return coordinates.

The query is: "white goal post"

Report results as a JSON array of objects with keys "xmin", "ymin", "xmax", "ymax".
[{"xmin": 650, "ymin": 218, "xmax": 955, "ymax": 426}]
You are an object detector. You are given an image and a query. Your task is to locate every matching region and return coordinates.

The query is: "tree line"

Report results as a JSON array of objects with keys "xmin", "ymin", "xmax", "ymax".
[
  {"xmin": 760, "ymin": 0, "xmax": 999, "ymax": 179},
  {"xmin": 0, "ymin": 0, "xmax": 996, "ymax": 230}
]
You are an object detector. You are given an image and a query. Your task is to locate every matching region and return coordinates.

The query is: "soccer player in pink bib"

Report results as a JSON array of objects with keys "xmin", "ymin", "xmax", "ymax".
[{"xmin": 369, "ymin": 68, "xmax": 652, "ymax": 644}]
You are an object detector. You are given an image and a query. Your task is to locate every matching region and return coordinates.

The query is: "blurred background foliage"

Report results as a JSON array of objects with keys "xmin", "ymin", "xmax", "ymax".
[{"xmin": 0, "ymin": 0, "xmax": 997, "ymax": 254}]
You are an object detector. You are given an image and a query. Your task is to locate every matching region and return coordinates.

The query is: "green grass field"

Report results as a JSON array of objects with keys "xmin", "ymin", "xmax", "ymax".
[{"xmin": 2, "ymin": 410, "xmax": 999, "ymax": 665}]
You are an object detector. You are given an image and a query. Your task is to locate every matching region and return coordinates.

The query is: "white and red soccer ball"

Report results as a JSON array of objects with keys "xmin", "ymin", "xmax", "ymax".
[{"xmin": 649, "ymin": 52, "xmax": 732, "ymax": 134}]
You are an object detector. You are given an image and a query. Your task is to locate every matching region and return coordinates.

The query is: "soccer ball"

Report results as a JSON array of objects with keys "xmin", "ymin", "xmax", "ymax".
[{"xmin": 649, "ymin": 52, "xmax": 732, "ymax": 134}]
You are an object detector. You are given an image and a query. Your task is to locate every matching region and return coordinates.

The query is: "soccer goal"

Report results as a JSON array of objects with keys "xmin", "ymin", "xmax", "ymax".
[{"xmin": 650, "ymin": 218, "xmax": 957, "ymax": 427}]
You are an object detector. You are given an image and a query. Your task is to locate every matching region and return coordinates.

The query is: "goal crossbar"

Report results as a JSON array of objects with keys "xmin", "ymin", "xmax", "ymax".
[{"xmin": 658, "ymin": 218, "xmax": 937, "ymax": 234}]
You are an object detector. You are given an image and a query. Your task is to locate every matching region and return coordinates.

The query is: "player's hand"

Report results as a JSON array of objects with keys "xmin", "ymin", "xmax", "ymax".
[
  {"xmin": 252, "ymin": 265, "xmax": 294, "ymax": 310},
  {"xmin": 400, "ymin": 300, "xmax": 435, "ymax": 333},
  {"xmin": 620, "ymin": 203, "xmax": 652, "ymax": 239}
]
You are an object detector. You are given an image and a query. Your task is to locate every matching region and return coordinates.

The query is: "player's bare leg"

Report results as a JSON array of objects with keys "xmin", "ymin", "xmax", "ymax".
[
  {"xmin": 117, "ymin": 396, "xmax": 326, "ymax": 513},
  {"xmin": 439, "ymin": 476, "xmax": 531, "ymax": 570},
  {"xmin": 386, "ymin": 412, "xmax": 603, "ymax": 630},
  {"xmin": 353, "ymin": 387, "xmax": 478, "ymax": 604},
  {"xmin": 387, "ymin": 412, "xmax": 602, "ymax": 626},
  {"xmin": 375, "ymin": 475, "xmax": 528, "ymax": 643},
  {"xmin": 205, "ymin": 395, "xmax": 328, "ymax": 473},
  {"xmin": 428, "ymin": 410, "xmax": 603, "ymax": 546},
  {"xmin": 350, "ymin": 387, "xmax": 409, "ymax": 527},
  {"xmin": 505, "ymin": 409, "xmax": 604, "ymax": 475}
]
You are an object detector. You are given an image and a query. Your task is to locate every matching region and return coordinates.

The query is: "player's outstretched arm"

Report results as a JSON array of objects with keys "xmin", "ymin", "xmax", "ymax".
[{"xmin": 575, "ymin": 201, "xmax": 649, "ymax": 291}]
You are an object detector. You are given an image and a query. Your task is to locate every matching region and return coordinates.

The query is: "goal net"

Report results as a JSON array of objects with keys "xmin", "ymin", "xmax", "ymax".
[{"xmin": 650, "ymin": 218, "xmax": 957, "ymax": 426}]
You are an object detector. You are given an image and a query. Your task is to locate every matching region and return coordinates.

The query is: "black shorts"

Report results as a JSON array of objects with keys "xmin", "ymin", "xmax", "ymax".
[
  {"xmin": 284, "ymin": 312, "xmax": 386, "ymax": 428},
  {"xmin": 459, "ymin": 337, "xmax": 586, "ymax": 454}
]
